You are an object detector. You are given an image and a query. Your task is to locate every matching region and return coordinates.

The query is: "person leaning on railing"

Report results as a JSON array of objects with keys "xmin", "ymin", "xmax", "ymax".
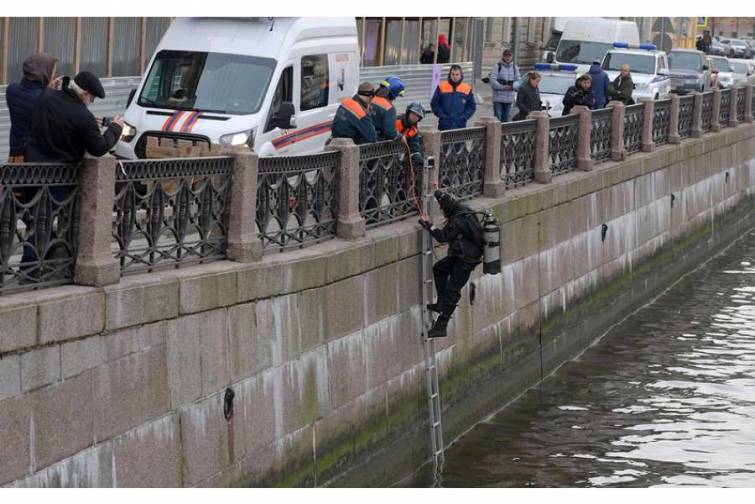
[
  {"xmin": 25, "ymin": 71, "xmax": 123, "ymax": 164},
  {"xmin": 513, "ymin": 71, "xmax": 543, "ymax": 121},
  {"xmin": 330, "ymin": 82, "xmax": 378, "ymax": 145}
]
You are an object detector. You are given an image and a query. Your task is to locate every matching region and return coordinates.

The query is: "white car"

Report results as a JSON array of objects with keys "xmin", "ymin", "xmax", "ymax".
[
  {"xmin": 602, "ymin": 44, "xmax": 671, "ymax": 101},
  {"xmin": 708, "ymin": 55, "xmax": 735, "ymax": 89},
  {"xmin": 727, "ymin": 58, "xmax": 754, "ymax": 85}
]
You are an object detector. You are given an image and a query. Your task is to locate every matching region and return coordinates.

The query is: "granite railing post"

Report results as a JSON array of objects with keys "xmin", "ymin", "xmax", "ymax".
[
  {"xmin": 475, "ymin": 116, "xmax": 505, "ymax": 196},
  {"xmin": 74, "ymin": 154, "xmax": 120, "ymax": 287},
  {"xmin": 224, "ymin": 148, "xmax": 263, "ymax": 262},
  {"xmin": 745, "ymin": 85, "xmax": 754, "ymax": 123},
  {"xmin": 573, "ymin": 105, "xmax": 593, "ymax": 171},
  {"xmin": 608, "ymin": 100, "xmax": 626, "ymax": 161},
  {"xmin": 689, "ymin": 92, "xmax": 703, "ymax": 139},
  {"xmin": 711, "ymin": 88, "xmax": 722, "ymax": 132},
  {"xmin": 420, "ymin": 125, "xmax": 442, "ymax": 218},
  {"xmin": 640, "ymin": 98, "xmax": 655, "ymax": 152},
  {"xmin": 328, "ymin": 138, "xmax": 366, "ymax": 239},
  {"xmin": 669, "ymin": 93, "xmax": 682, "ymax": 143},
  {"xmin": 530, "ymin": 111, "xmax": 552, "ymax": 183},
  {"xmin": 729, "ymin": 85, "xmax": 740, "ymax": 127}
]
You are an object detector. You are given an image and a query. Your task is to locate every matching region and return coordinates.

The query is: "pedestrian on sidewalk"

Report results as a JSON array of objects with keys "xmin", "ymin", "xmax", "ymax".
[
  {"xmin": 608, "ymin": 64, "xmax": 634, "ymax": 105},
  {"xmin": 588, "ymin": 59, "xmax": 610, "ymax": 109},
  {"xmin": 488, "ymin": 48, "xmax": 520, "ymax": 122},
  {"xmin": 421, "ymin": 43, "xmax": 435, "ymax": 64},
  {"xmin": 437, "ymin": 34, "xmax": 451, "ymax": 64},
  {"xmin": 513, "ymin": 71, "xmax": 543, "ymax": 120},
  {"xmin": 431, "ymin": 65, "xmax": 476, "ymax": 131},
  {"xmin": 563, "ymin": 74, "xmax": 595, "ymax": 115}
]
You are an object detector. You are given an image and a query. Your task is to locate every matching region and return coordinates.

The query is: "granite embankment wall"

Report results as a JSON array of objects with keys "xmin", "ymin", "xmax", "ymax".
[{"xmin": 1, "ymin": 124, "xmax": 754, "ymax": 488}]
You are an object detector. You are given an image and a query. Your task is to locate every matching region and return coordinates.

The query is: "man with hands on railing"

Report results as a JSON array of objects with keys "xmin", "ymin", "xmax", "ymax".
[
  {"xmin": 25, "ymin": 71, "xmax": 124, "ymax": 163},
  {"xmin": 370, "ymin": 76, "xmax": 406, "ymax": 141},
  {"xmin": 562, "ymin": 74, "xmax": 595, "ymax": 115},
  {"xmin": 330, "ymin": 82, "xmax": 378, "ymax": 145},
  {"xmin": 396, "ymin": 102, "xmax": 426, "ymax": 166},
  {"xmin": 418, "ymin": 190, "xmax": 484, "ymax": 338}
]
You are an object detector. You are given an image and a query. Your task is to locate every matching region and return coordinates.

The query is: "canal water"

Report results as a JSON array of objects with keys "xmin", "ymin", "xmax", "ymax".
[{"xmin": 412, "ymin": 229, "xmax": 755, "ymax": 487}]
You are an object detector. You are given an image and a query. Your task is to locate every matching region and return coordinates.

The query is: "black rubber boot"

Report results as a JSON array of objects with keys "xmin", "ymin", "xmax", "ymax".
[{"xmin": 427, "ymin": 316, "xmax": 450, "ymax": 338}]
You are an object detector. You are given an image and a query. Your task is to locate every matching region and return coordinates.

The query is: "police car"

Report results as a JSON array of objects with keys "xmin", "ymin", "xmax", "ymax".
[
  {"xmin": 601, "ymin": 43, "xmax": 671, "ymax": 101},
  {"xmin": 514, "ymin": 63, "xmax": 580, "ymax": 117}
]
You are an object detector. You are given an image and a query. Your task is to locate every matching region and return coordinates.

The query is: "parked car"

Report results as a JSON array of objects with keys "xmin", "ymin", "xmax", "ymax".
[
  {"xmin": 726, "ymin": 38, "xmax": 753, "ymax": 59},
  {"xmin": 516, "ymin": 63, "xmax": 581, "ymax": 117},
  {"xmin": 708, "ymin": 55, "xmax": 735, "ymax": 88},
  {"xmin": 668, "ymin": 49, "xmax": 711, "ymax": 93},
  {"xmin": 728, "ymin": 58, "xmax": 755, "ymax": 85},
  {"xmin": 709, "ymin": 38, "xmax": 729, "ymax": 56},
  {"xmin": 602, "ymin": 43, "xmax": 671, "ymax": 100},
  {"xmin": 717, "ymin": 37, "xmax": 736, "ymax": 57}
]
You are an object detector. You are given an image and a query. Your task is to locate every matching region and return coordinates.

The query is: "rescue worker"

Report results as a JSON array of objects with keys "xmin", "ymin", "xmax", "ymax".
[
  {"xmin": 419, "ymin": 191, "xmax": 484, "ymax": 338},
  {"xmin": 370, "ymin": 76, "xmax": 406, "ymax": 141},
  {"xmin": 330, "ymin": 82, "xmax": 377, "ymax": 145},
  {"xmin": 431, "ymin": 65, "xmax": 477, "ymax": 131},
  {"xmin": 396, "ymin": 101, "xmax": 425, "ymax": 166}
]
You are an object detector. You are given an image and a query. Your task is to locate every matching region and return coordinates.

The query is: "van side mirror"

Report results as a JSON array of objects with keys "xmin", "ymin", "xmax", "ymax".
[
  {"xmin": 546, "ymin": 52, "xmax": 555, "ymax": 64},
  {"xmin": 658, "ymin": 69, "xmax": 670, "ymax": 77},
  {"xmin": 272, "ymin": 102, "xmax": 296, "ymax": 130},
  {"xmin": 127, "ymin": 88, "xmax": 136, "ymax": 107},
  {"xmin": 703, "ymin": 64, "xmax": 709, "ymax": 71}
]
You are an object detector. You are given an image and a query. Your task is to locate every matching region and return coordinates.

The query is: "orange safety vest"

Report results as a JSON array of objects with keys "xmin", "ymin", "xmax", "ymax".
[
  {"xmin": 340, "ymin": 97, "xmax": 368, "ymax": 119},
  {"xmin": 395, "ymin": 119, "xmax": 418, "ymax": 139},
  {"xmin": 371, "ymin": 96, "xmax": 393, "ymax": 111},
  {"xmin": 438, "ymin": 81, "xmax": 472, "ymax": 95}
]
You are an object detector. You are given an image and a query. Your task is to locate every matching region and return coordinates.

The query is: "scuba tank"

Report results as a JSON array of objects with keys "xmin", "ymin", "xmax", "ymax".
[{"xmin": 481, "ymin": 210, "xmax": 501, "ymax": 275}]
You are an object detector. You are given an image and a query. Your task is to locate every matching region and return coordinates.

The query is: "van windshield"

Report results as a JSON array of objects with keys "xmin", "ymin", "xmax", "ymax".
[
  {"xmin": 669, "ymin": 52, "xmax": 703, "ymax": 71},
  {"xmin": 556, "ymin": 40, "xmax": 613, "ymax": 64},
  {"xmin": 603, "ymin": 52, "xmax": 656, "ymax": 74},
  {"xmin": 138, "ymin": 50, "xmax": 276, "ymax": 115}
]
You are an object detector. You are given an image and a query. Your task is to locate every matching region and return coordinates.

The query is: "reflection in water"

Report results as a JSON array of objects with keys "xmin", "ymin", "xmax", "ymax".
[{"xmin": 411, "ymin": 231, "xmax": 755, "ymax": 487}]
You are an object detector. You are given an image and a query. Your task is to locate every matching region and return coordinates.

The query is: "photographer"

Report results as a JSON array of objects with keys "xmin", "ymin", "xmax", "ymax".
[
  {"xmin": 562, "ymin": 74, "xmax": 595, "ymax": 115},
  {"xmin": 488, "ymin": 49, "xmax": 520, "ymax": 123},
  {"xmin": 513, "ymin": 72, "xmax": 543, "ymax": 120}
]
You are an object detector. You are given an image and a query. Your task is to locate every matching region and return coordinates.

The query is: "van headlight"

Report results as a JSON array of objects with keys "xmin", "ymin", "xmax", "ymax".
[
  {"xmin": 121, "ymin": 122, "xmax": 137, "ymax": 143},
  {"xmin": 219, "ymin": 129, "xmax": 255, "ymax": 147}
]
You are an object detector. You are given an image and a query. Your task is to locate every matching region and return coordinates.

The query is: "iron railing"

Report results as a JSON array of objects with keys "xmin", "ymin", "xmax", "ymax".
[
  {"xmin": 652, "ymin": 99, "xmax": 672, "ymax": 145},
  {"xmin": 736, "ymin": 88, "xmax": 746, "ymax": 123},
  {"xmin": 548, "ymin": 115, "xmax": 579, "ymax": 176},
  {"xmin": 112, "ymin": 157, "xmax": 233, "ymax": 274},
  {"xmin": 257, "ymin": 152, "xmax": 339, "ymax": 252},
  {"xmin": 720, "ymin": 89, "xmax": 731, "ymax": 127},
  {"xmin": 439, "ymin": 127, "xmax": 486, "ymax": 200},
  {"xmin": 678, "ymin": 95, "xmax": 695, "ymax": 139},
  {"xmin": 623, "ymin": 103, "xmax": 644, "ymax": 154},
  {"xmin": 590, "ymin": 108, "xmax": 613, "ymax": 164},
  {"xmin": 702, "ymin": 92, "xmax": 714, "ymax": 132},
  {"xmin": 0, "ymin": 163, "xmax": 79, "ymax": 295},
  {"xmin": 359, "ymin": 140, "xmax": 420, "ymax": 228},
  {"xmin": 500, "ymin": 119, "xmax": 537, "ymax": 188}
]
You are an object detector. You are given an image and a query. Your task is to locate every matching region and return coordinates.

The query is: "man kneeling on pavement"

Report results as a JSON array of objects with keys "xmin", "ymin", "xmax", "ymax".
[{"xmin": 419, "ymin": 191, "xmax": 484, "ymax": 338}]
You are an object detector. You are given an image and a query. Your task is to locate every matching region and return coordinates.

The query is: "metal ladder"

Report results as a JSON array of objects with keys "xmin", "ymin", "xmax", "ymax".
[{"xmin": 419, "ymin": 185, "xmax": 445, "ymax": 486}]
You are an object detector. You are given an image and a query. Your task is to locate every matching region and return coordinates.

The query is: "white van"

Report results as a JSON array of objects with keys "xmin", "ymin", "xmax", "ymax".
[
  {"xmin": 547, "ymin": 18, "xmax": 640, "ymax": 75},
  {"xmin": 115, "ymin": 17, "xmax": 360, "ymax": 159}
]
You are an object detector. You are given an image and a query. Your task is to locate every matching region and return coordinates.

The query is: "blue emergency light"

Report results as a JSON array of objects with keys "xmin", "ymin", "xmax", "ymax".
[
  {"xmin": 534, "ymin": 63, "xmax": 578, "ymax": 72},
  {"xmin": 613, "ymin": 42, "xmax": 658, "ymax": 51}
]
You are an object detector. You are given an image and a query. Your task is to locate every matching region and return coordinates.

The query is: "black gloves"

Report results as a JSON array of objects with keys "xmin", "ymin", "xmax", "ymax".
[{"xmin": 418, "ymin": 218, "xmax": 433, "ymax": 231}]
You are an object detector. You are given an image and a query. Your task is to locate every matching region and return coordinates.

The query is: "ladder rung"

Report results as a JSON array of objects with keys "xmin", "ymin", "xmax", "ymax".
[
  {"xmin": 424, "ymin": 250, "xmax": 433, "ymax": 255},
  {"xmin": 432, "ymin": 421, "xmax": 441, "ymax": 428},
  {"xmin": 424, "ymin": 279, "xmax": 433, "ymax": 284},
  {"xmin": 426, "ymin": 365, "xmax": 435, "ymax": 371},
  {"xmin": 430, "ymin": 392, "xmax": 438, "ymax": 399}
]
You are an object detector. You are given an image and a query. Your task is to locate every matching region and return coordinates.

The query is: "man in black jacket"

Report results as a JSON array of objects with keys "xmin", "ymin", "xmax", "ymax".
[
  {"xmin": 26, "ymin": 71, "xmax": 123, "ymax": 163},
  {"xmin": 562, "ymin": 74, "xmax": 595, "ymax": 115},
  {"xmin": 419, "ymin": 191, "xmax": 484, "ymax": 338}
]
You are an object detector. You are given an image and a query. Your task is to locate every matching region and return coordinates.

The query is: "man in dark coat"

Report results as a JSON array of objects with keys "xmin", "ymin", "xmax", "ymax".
[
  {"xmin": 514, "ymin": 71, "xmax": 543, "ymax": 120},
  {"xmin": 437, "ymin": 35, "xmax": 451, "ymax": 64},
  {"xmin": 421, "ymin": 44, "xmax": 435, "ymax": 64},
  {"xmin": 562, "ymin": 74, "xmax": 595, "ymax": 115},
  {"xmin": 419, "ymin": 191, "xmax": 484, "ymax": 338},
  {"xmin": 26, "ymin": 71, "xmax": 124, "ymax": 163},
  {"xmin": 608, "ymin": 64, "xmax": 634, "ymax": 105},
  {"xmin": 588, "ymin": 59, "xmax": 610, "ymax": 109},
  {"xmin": 331, "ymin": 82, "xmax": 377, "ymax": 145},
  {"xmin": 5, "ymin": 53, "xmax": 59, "ymax": 162},
  {"xmin": 431, "ymin": 65, "xmax": 476, "ymax": 131}
]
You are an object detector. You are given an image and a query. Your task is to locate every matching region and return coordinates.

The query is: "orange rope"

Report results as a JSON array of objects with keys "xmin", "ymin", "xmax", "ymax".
[{"xmin": 403, "ymin": 137, "xmax": 429, "ymax": 221}]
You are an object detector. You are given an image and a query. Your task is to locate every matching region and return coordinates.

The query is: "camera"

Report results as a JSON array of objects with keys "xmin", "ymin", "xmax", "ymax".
[
  {"xmin": 497, "ymin": 79, "xmax": 514, "ymax": 86},
  {"xmin": 102, "ymin": 116, "xmax": 112, "ymax": 127}
]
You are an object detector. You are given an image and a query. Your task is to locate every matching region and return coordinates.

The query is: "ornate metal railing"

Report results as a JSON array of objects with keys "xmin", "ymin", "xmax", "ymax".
[
  {"xmin": 112, "ymin": 157, "xmax": 233, "ymax": 274},
  {"xmin": 359, "ymin": 140, "xmax": 420, "ymax": 228},
  {"xmin": 500, "ymin": 119, "xmax": 537, "ymax": 188},
  {"xmin": 439, "ymin": 127, "xmax": 486, "ymax": 200},
  {"xmin": 590, "ymin": 108, "xmax": 613, "ymax": 164},
  {"xmin": 736, "ymin": 88, "xmax": 746, "ymax": 123},
  {"xmin": 548, "ymin": 115, "xmax": 579, "ymax": 176},
  {"xmin": 701, "ymin": 92, "xmax": 714, "ymax": 132},
  {"xmin": 623, "ymin": 103, "xmax": 644, "ymax": 154},
  {"xmin": 652, "ymin": 99, "xmax": 672, "ymax": 145},
  {"xmin": 719, "ymin": 89, "xmax": 731, "ymax": 127},
  {"xmin": 257, "ymin": 152, "xmax": 339, "ymax": 252},
  {"xmin": 678, "ymin": 95, "xmax": 695, "ymax": 139},
  {"xmin": 0, "ymin": 163, "xmax": 80, "ymax": 295}
]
